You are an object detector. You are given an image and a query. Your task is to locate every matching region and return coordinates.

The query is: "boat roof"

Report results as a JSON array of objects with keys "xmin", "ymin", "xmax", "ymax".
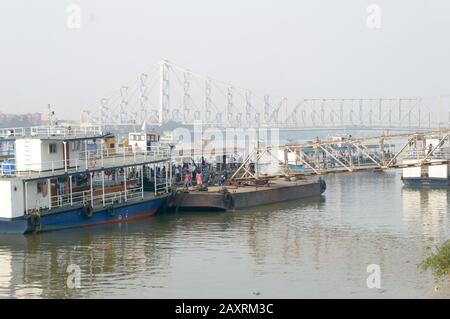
[{"xmin": 129, "ymin": 130, "xmax": 160, "ymax": 135}]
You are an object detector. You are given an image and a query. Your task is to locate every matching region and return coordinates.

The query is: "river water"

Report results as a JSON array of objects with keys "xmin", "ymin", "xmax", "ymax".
[{"xmin": 0, "ymin": 170, "xmax": 448, "ymax": 298}]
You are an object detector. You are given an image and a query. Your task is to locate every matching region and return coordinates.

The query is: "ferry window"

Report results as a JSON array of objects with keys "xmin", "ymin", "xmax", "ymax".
[
  {"xmin": 49, "ymin": 143, "xmax": 57, "ymax": 154},
  {"xmin": 37, "ymin": 182, "xmax": 42, "ymax": 193},
  {"xmin": 72, "ymin": 141, "xmax": 81, "ymax": 151}
]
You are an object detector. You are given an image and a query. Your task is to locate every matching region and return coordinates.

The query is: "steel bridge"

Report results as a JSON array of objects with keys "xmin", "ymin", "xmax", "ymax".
[{"xmin": 80, "ymin": 60, "xmax": 450, "ymax": 131}]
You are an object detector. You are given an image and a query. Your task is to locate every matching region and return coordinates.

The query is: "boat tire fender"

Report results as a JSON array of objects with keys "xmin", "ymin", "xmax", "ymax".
[
  {"xmin": 167, "ymin": 195, "xmax": 176, "ymax": 208},
  {"xmin": 166, "ymin": 189, "xmax": 177, "ymax": 208},
  {"xmin": 30, "ymin": 212, "xmax": 41, "ymax": 230},
  {"xmin": 319, "ymin": 178, "xmax": 327, "ymax": 193},
  {"xmin": 107, "ymin": 205, "xmax": 115, "ymax": 216},
  {"xmin": 223, "ymin": 192, "xmax": 235, "ymax": 210},
  {"xmin": 82, "ymin": 204, "xmax": 93, "ymax": 218}
]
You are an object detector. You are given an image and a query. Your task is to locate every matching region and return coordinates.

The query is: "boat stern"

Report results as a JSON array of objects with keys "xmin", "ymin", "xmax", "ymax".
[{"xmin": 0, "ymin": 217, "xmax": 29, "ymax": 234}]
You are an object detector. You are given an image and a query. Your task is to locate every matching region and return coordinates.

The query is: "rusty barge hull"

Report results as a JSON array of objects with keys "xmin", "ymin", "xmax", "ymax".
[{"xmin": 171, "ymin": 179, "xmax": 326, "ymax": 211}]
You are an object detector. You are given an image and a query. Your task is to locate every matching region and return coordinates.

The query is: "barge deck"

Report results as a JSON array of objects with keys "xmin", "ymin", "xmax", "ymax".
[{"xmin": 169, "ymin": 178, "xmax": 326, "ymax": 211}]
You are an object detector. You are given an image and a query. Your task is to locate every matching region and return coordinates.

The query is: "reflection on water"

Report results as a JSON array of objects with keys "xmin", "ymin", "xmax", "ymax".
[
  {"xmin": 402, "ymin": 187, "xmax": 448, "ymax": 237},
  {"xmin": 0, "ymin": 170, "xmax": 449, "ymax": 298}
]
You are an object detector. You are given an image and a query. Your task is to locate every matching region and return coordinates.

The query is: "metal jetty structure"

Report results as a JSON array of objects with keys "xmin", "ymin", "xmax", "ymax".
[
  {"xmin": 167, "ymin": 128, "xmax": 450, "ymax": 212},
  {"xmin": 230, "ymin": 129, "xmax": 450, "ymax": 179}
]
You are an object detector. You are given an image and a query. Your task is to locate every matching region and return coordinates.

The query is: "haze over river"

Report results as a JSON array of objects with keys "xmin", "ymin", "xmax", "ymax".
[{"xmin": 0, "ymin": 170, "xmax": 448, "ymax": 298}]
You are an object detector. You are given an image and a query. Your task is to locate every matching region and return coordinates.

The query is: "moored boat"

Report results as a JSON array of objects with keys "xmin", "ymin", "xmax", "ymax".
[
  {"xmin": 0, "ymin": 125, "xmax": 171, "ymax": 234},
  {"xmin": 168, "ymin": 177, "xmax": 326, "ymax": 211},
  {"xmin": 401, "ymin": 135, "xmax": 450, "ymax": 187}
]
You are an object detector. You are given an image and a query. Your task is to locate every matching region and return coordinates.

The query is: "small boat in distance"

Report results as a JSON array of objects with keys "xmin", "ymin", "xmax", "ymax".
[
  {"xmin": 401, "ymin": 134, "xmax": 450, "ymax": 187},
  {"xmin": 0, "ymin": 124, "xmax": 171, "ymax": 234}
]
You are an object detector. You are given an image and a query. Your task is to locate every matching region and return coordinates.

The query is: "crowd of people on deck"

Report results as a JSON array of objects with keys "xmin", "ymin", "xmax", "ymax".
[{"xmin": 173, "ymin": 158, "xmax": 231, "ymax": 191}]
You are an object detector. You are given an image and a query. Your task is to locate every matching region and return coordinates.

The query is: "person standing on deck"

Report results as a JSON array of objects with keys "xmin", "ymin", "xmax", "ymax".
[
  {"xmin": 203, "ymin": 169, "xmax": 209, "ymax": 185},
  {"xmin": 190, "ymin": 162, "xmax": 196, "ymax": 180},
  {"xmin": 196, "ymin": 171, "xmax": 203, "ymax": 191},
  {"xmin": 184, "ymin": 171, "xmax": 192, "ymax": 189},
  {"xmin": 57, "ymin": 180, "xmax": 64, "ymax": 207},
  {"xmin": 175, "ymin": 166, "xmax": 180, "ymax": 183},
  {"xmin": 218, "ymin": 174, "xmax": 225, "ymax": 186}
]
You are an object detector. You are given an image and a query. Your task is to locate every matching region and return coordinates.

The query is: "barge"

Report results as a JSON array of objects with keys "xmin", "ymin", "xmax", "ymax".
[
  {"xmin": 0, "ymin": 124, "xmax": 171, "ymax": 234},
  {"xmin": 168, "ymin": 178, "xmax": 326, "ymax": 211},
  {"xmin": 167, "ymin": 141, "xmax": 327, "ymax": 211}
]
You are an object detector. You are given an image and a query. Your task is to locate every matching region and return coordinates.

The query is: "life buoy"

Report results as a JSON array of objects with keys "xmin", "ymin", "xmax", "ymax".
[
  {"xmin": 166, "ymin": 193, "xmax": 176, "ymax": 208},
  {"xmin": 82, "ymin": 203, "xmax": 93, "ymax": 218}
]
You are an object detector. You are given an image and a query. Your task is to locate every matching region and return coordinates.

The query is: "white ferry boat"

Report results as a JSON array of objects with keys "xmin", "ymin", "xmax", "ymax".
[{"xmin": 0, "ymin": 125, "xmax": 171, "ymax": 234}]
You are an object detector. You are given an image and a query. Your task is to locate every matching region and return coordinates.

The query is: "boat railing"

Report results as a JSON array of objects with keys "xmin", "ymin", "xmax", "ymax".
[
  {"xmin": 32, "ymin": 186, "xmax": 145, "ymax": 213},
  {"xmin": 0, "ymin": 127, "xmax": 25, "ymax": 138},
  {"xmin": 0, "ymin": 145, "xmax": 171, "ymax": 177},
  {"xmin": 0, "ymin": 125, "xmax": 103, "ymax": 139},
  {"xmin": 155, "ymin": 178, "xmax": 169, "ymax": 193},
  {"xmin": 30, "ymin": 125, "xmax": 103, "ymax": 138},
  {"xmin": 403, "ymin": 149, "xmax": 449, "ymax": 160}
]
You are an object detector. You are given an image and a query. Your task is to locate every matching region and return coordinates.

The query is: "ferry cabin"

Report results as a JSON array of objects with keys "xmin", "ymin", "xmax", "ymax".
[
  {"xmin": 128, "ymin": 131, "xmax": 160, "ymax": 152},
  {"xmin": 102, "ymin": 136, "xmax": 117, "ymax": 156},
  {"xmin": 0, "ymin": 126, "xmax": 171, "ymax": 234}
]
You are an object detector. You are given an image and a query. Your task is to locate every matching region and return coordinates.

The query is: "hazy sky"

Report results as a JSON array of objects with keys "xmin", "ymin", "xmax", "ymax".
[{"xmin": 0, "ymin": 0, "xmax": 449, "ymax": 119}]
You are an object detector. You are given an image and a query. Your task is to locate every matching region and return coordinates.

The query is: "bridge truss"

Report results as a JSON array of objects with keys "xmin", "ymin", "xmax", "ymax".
[{"xmin": 81, "ymin": 60, "xmax": 450, "ymax": 131}]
